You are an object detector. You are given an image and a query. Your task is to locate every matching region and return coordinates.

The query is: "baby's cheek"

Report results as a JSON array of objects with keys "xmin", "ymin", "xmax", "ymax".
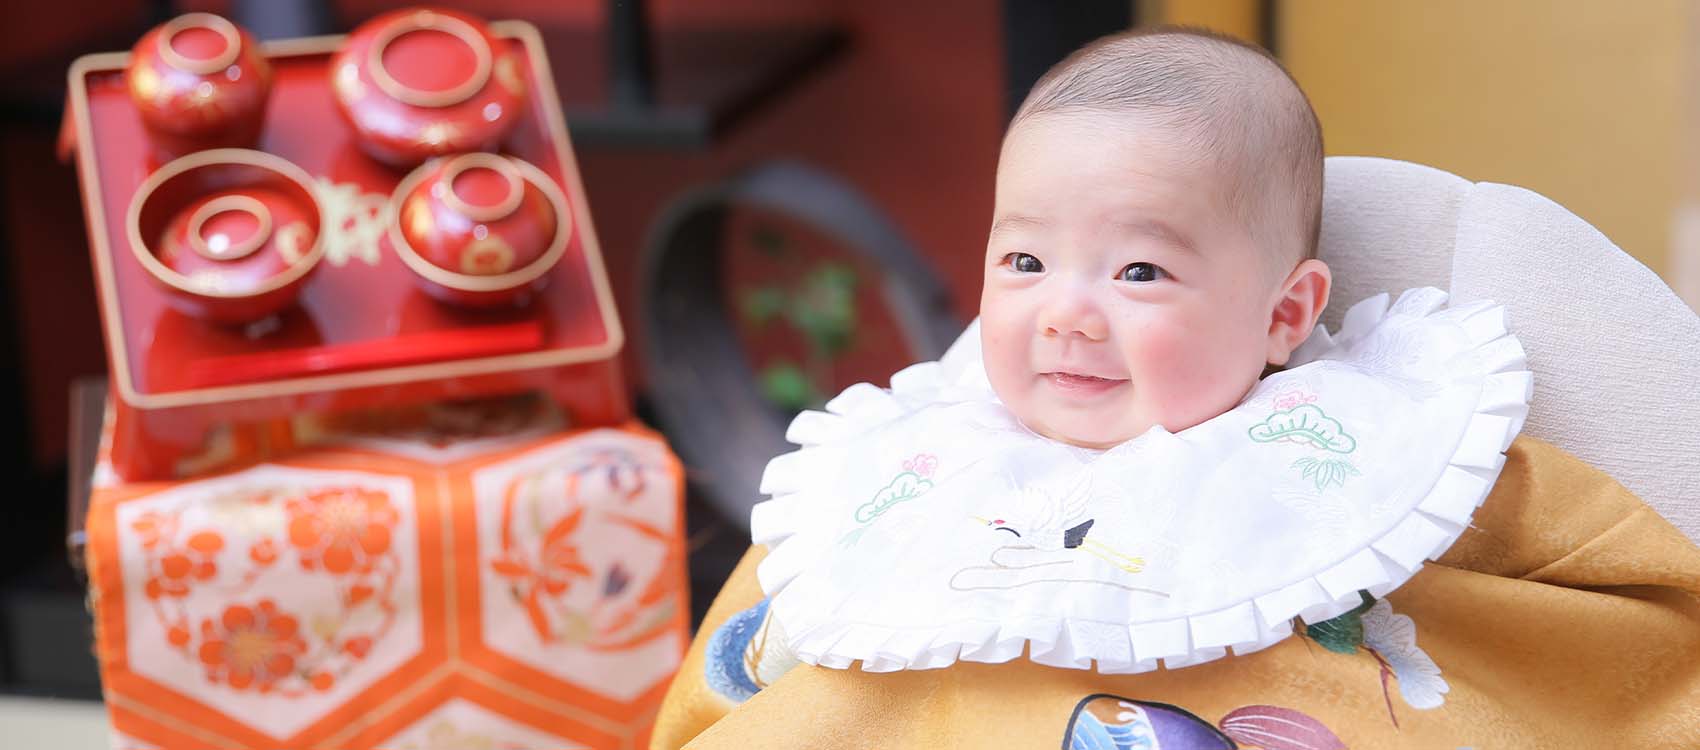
[
  {"xmin": 1127, "ymin": 319, "xmax": 1249, "ymax": 427},
  {"xmin": 978, "ymin": 315, "xmax": 1030, "ymax": 403}
]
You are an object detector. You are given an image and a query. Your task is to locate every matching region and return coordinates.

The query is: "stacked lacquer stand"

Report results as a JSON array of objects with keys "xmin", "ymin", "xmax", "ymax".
[{"xmin": 64, "ymin": 8, "xmax": 628, "ymax": 480}]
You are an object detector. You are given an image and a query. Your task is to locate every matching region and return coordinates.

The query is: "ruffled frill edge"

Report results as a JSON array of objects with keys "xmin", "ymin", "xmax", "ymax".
[{"xmin": 748, "ymin": 288, "xmax": 1531, "ymax": 674}]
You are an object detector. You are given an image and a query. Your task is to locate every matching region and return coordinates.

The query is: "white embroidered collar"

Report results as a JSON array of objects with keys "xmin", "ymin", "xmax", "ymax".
[{"xmin": 750, "ymin": 288, "xmax": 1531, "ymax": 674}]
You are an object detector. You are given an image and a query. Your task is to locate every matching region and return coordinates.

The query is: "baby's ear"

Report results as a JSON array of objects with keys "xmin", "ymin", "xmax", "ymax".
[{"xmin": 1265, "ymin": 259, "xmax": 1332, "ymax": 366}]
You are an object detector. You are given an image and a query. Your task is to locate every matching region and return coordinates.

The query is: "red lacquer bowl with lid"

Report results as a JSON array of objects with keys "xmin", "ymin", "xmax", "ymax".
[
  {"xmin": 389, "ymin": 152, "xmax": 570, "ymax": 307},
  {"xmin": 330, "ymin": 7, "xmax": 528, "ymax": 166},
  {"xmin": 127, "ymin": 149, "xmax": 325, "ymax": 325},
  {"xmin": 126, "ymin": 13, "xmax": 271, "ymax": 151}
]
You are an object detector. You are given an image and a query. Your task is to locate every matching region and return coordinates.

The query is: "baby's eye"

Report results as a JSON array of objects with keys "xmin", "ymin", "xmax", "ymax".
[
  {"xmin": 1117, "ymin": 262, "xmax": 1169, "ymax": 283},
  {"xmin": 1004, "ymin": 253, "xmax": 1044, "ymax": 273}
]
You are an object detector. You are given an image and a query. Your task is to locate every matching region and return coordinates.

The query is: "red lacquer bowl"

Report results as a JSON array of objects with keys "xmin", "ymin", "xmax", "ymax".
[
  {"xmin": 389, "ymin": 152, "xmax": 570, "ymax": 307},
  {"xmin": 330, "ymin": 7, "xmax": 528, "ymax": 166},
  {"xmin": 126, "ymin": 13, "xmax": 271, "ymax": 151},
  {"xmin": 127, "ymin": 149, "xmax": 325, "ymax": 324}
]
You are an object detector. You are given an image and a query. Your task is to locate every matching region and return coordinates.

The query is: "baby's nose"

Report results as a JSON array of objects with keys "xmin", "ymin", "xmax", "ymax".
[{"xmin": 1038, "ymin": 294, "xmax": 1109, "ymax": 341}]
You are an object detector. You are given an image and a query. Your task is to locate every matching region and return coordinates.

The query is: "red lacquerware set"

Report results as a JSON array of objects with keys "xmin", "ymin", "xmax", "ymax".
[{"xmin": 64, "ymin": 8, "xmax": 627, "ymax": 481}]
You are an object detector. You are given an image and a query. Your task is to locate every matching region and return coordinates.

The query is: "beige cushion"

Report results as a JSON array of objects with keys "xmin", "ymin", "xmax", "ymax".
[{"xmin": 1319, "ymin": 156, "xmax": 1700, "ymax": 542}]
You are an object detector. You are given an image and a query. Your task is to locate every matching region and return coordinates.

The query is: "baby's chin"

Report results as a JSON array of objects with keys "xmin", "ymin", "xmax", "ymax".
[{"xmin": 1016, "ymin": 412, "xmax": 1152, "ymax": 450}]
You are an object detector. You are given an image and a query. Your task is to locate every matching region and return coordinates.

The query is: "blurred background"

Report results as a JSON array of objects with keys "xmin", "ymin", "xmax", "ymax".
[{"xmin": 2, "ymin": 0, "xmax": 1697, "ymax": 736}]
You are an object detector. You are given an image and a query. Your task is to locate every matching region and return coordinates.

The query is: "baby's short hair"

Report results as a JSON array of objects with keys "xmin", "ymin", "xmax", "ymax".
[{"xmin": 1013, "ymin": 27, "xmax": 1324, "ymax": 266}]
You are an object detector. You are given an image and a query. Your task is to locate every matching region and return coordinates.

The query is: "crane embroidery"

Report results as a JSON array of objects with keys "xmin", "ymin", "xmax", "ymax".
[
  {"xmin": 977, "ymin": 476, "xmax": 1145, "ymax": 572},
  {"xmin": 952, "ymin": 473, "xmax": 1162, "ymax": 596}
]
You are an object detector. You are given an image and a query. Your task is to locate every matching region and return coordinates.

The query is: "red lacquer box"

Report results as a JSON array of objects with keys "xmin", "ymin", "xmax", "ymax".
[{"xmin": 63, "ymin": 21, "xmax": 628, "ymax": 481}]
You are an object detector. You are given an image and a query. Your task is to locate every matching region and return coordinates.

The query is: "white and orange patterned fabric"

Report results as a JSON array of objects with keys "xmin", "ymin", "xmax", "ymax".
[{"xmin": 85, "ymin": 399, "xmax": 688, "ymax": 749}]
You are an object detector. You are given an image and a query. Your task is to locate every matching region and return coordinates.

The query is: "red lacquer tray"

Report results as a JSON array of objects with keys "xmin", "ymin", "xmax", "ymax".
[{"xmin": 64, "ymin": 21, "xmax": 629, "ymax": 481}]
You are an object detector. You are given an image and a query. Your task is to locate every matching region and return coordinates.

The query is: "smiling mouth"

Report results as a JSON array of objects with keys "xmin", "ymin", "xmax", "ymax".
[{"xmin": 1042, "ymin": 372, "xmax": 1129, "ymax": 395}]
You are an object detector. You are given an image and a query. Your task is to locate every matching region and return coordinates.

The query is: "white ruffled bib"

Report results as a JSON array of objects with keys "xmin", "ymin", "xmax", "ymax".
[{"xmin": 750, "ymin": 288, "xmax": 1532, "ymax": 674}]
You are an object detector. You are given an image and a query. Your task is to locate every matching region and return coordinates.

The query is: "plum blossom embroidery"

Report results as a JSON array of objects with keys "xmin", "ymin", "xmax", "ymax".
[
  {"xmin": 902, "ymin": 453, "xmax": 938, "ymax": 478},
  {"xmin": 838, "ymin": 454, "xmax": 938, "ymax": 546},
  {"xmin": 1270, "ymin": 388, "xmax": 1318, "ymax": 411},
  {"xmin": 856, "ymin": 453, "xmax": 937, "ymax": 523}
]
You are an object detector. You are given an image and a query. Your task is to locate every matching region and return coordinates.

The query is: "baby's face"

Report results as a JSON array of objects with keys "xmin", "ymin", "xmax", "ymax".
[{"xmin": 980, "ymin": 114, "xmax": 1287, "ymax": 449}]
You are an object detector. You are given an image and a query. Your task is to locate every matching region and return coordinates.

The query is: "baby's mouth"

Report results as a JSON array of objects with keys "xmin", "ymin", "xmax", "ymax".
[{"xmin": 1042, "ymin": 371, "xmax": 1129, "ymax": 395}]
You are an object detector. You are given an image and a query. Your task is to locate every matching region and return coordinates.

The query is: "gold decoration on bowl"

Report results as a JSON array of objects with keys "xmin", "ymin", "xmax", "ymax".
[
  {"xmin": 416, "ymin": 121, "xmax": 460, "ymax": 148},
  {"xmin": 276, "ymin": 221, "xmax": 313, "ymax": 264},
  {"xmin": 495, "ymin": 53, "xmax": 526, "ymax": 98},
  {"xmin": 404, "ymin": 194, "xmax": 435, "ymax": 241},
  {"xmin": 181, "ymin": 84, "xmax": 235, "ymax": 124},
  {"xmin": 129, "ymin": 65, "xmax": 162, "ymax": 103},
  {"xmin": 158, "ymin": 228, "xmax": 180, "ymax": 260},
  {"xmin": 188, "ymin": 269, "xmax": 231, "ymax": 293},
  {"xmin": 334, "ymin": 62, "xmax": 366, "ymax": 102},
  {"xmin": 460, "ymin": 236, "xmax": 516, "ymax": 275}
]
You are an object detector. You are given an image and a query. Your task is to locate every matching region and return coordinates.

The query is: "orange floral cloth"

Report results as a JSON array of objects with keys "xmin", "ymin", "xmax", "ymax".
[
  {"xmin": 86, "ymin": 404, "xmax": 688, "ymax": 749},
  {"xmin": 652, "ymin": 436, "xmax": 1700, "ymax": 749}
]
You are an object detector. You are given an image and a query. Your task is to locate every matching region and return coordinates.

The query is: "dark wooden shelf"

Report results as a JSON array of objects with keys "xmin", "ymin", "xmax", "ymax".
[
  {"xmin": 540, "ymin": 23, "xmax": 847, "ymax": 149},
  {"xmin": 65, "ymin": 378, "xmax": 104, "ymax": 574}
]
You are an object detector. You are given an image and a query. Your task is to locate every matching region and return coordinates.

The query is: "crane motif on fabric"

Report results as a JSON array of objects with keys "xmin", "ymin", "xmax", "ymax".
[{"xmin": 974, "ymin": 473, "xmax": 1145, "ymax": 574}]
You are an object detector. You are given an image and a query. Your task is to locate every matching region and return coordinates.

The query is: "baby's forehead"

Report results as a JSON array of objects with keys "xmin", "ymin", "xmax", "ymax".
[{"xmin": 999, "ymin": 112, "xmax": 1251, "ymax": 207}]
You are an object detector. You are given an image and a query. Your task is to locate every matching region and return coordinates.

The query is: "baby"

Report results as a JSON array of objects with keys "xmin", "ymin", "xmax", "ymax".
[
  {"xmin": 980, "ymin": 26, "xmax": 1327, "ymax": 450},
  {"xmin": 652, "ymin": 27, "xmax": 1700, "ymax": 750}
]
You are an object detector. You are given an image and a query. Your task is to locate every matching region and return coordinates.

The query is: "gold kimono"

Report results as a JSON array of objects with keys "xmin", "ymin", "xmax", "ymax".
[{"xmin": 652, "ymin": 437, "xmax": 1700, "ymax": 749}]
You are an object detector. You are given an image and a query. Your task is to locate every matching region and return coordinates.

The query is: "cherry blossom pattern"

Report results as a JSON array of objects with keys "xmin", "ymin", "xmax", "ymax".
[
  {"xmin": 133, "ymin": 509, "xmax": 231, "ymax": 653},
  {"xmin": 146, "ymin": 528, "xmax": 224, "ymax": 600},
  {"xmin": 287, "ymin": 487, "xmax": 400, "ymax": 576},
  {"xmin": 196, "ymin": 599, "xmax": 309, "ymax": 693},
  {"xmin": 129, "ymin": 483, "xmax": 405, "ymax": 697}
]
